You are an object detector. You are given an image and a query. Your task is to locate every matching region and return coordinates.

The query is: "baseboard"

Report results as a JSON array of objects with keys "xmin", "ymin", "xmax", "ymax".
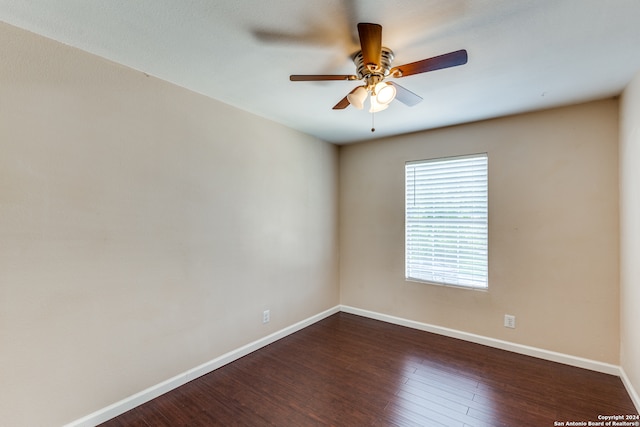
[
  {"xmin": 66, "ymin": 304, "xmax": 635, "ymax": 426},
  {"xmin": 620, "ymin": 367, "xmax": 640, "ymax": 413},
  {"xmin": 65, "ymin": 305, "xmax": 341, "ymax": 427},
  {"xmin": 340, "ymin": 305, "xmax": 621, "ymax": 376}
]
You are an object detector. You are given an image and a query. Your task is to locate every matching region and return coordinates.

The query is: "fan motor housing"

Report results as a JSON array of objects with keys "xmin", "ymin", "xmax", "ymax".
[{"xmin": 352, "ymin": 47, "xmax": 395, "ymax": 79}]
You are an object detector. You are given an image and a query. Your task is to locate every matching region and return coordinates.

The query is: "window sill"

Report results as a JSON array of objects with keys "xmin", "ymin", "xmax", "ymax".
[{"xmin": 405, "ymin": 277, "xmax": 489, "ymax": 292}]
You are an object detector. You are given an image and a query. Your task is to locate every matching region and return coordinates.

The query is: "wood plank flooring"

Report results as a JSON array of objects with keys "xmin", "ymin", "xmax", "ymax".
[{"xmin": 100, "ymin": 312, "xmax": 637, "ymax": 426}]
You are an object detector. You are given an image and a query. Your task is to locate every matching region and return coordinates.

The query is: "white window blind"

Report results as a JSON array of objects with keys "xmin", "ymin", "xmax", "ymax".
[{"xmin": 405, "ymin": 154, "xmax": 488, "ymax": 289}]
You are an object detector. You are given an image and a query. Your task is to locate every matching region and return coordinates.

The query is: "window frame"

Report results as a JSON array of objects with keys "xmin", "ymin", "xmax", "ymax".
[{"xmin": 404, "ymin": 153, "xmax": 489, "ymax": 290}]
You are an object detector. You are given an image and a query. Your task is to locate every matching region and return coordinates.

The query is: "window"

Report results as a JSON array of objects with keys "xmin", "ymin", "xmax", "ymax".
[{"xmin": 405, "ymin": 153, "xmax": 488, "ymax": 289}]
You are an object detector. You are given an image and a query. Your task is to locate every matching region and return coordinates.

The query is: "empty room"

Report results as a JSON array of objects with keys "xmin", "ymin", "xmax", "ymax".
[{"xmin": 1, "ymin": 1, "xmax": 639, "ymax": 426}]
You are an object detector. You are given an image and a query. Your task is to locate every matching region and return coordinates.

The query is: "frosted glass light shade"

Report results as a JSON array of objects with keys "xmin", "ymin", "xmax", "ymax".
[
  {"xmin": 369, "ymin": 95, "xmax": 389, "ymax": 113},
  {"xmin": 374, "ymin": 82, "xmax": 396, "ymax": 105},
  {"xmin": 347, "ymin": 86, "xmax": 367, "ymax": 110}
]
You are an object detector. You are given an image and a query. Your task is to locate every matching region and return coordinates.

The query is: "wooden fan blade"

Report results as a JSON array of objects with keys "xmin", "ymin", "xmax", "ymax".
[
  {"xmin": 390, "ymin": 49, "xmax": 468, "ymax": 78},
  {"xmin": 357, "ymin": 23, "xmax": 382, "ymax": 69},
  {"xmin": 333, "ymin": 95, "xmax": 351, "ymax": 110},
  {"xmin": 388, "ymin": 82, "xmax": 423, "ymax": 107},
  {"xmin": 290, "ymin": 74, "xmax": 358, "ymax": 81}
]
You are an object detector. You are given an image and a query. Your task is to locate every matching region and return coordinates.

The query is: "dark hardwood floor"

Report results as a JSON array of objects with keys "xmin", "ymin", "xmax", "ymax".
[{"xmin": 100, "ymin": 312, "xmax": 637, "ymax": 426}]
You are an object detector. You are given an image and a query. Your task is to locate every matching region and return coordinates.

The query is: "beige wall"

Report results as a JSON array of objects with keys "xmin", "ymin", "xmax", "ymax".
[
  {"xmin": 621, "ymin": 72, "xmax": 640, "ymax": 403},
  {"xmin": 0, "ymin": 22, "xmax": 339, "ymax": 426},
  {"xmin": 340, "ymin": 100, "xmax": 620, "ymax": 363}
]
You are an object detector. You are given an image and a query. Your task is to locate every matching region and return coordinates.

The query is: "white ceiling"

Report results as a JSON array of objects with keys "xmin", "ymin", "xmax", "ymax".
[{"xmin": 2, "ymin": 0, "xmax": 640, "ymax": 144}]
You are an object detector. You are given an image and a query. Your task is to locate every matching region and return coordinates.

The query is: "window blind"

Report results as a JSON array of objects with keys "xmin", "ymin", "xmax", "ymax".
[{"xmin": 405, "ymin": 153, "xmax": 488, "ymax": 289}]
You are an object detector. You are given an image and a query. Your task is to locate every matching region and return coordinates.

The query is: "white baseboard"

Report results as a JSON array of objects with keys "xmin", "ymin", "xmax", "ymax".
[
  {"xmin": 67, "ymin": 304, "xmax": 639, "ymax": 426},
  {"xmin": 620, "ymin": 367, "xmax": 640, "ymax": 413},
  {"xmin": 340, "ymin": 305, "xmax": 622, "ymax": 376},
  {"xmin": 65, "ymin": 305, "xmax": 341, "ymax": 427}
]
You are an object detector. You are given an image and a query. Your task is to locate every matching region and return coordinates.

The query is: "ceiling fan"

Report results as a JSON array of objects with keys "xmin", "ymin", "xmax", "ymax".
[{"xmin": 290, "ymin": 23, "xmax": 468, "ymax": 113}]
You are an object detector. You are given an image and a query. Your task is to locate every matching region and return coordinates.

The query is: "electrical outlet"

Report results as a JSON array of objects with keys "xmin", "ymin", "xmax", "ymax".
[
  {"xmin": 504, "ymin": 314, "xmax": 516, "ymax": 329},
  {"xmin": 262, "ymin": 309, "xmax": 270, "ymax": 324}
]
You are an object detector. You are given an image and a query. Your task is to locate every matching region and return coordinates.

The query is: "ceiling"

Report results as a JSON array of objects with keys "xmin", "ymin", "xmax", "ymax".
[{"xmin": 2, "ymin": 0, "xmax": 640, "ymax": 144}]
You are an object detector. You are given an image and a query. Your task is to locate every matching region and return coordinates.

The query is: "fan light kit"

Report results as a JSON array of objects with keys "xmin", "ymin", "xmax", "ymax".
[{"xmin": 290, "ymin": 23, "xmax": 468, "ymax": 131}]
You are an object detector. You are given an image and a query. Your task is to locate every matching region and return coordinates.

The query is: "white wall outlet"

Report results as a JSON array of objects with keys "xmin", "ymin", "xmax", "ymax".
[
  {"xmin": 262, "ymin": 309, "xmax": 270, "ymax": 324},
  {"xmin": 504, "ymin": 314, "xmax": 516, "ymax": 329}
]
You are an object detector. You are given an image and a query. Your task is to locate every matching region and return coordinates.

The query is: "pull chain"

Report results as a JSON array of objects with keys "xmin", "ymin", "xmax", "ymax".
[{"xmin": 371, "ymin": 110, "xmax": 375, "ymax": 133}]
